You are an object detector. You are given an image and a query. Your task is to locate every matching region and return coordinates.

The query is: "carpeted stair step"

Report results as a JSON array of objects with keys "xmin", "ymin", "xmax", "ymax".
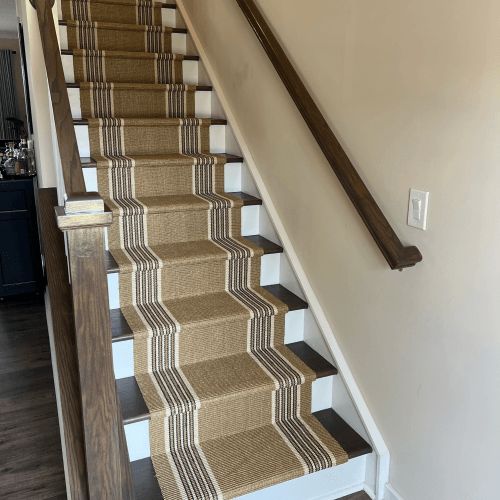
[
  {"xmin": 109, "ymin": 283, "xmax": 309, "ymax": 375},
  {"xmin": 67, "ymin": 82, "xmax": 213, "ymax": 119},
  {"xmin": 106, "ymin": 195, "xmax": 255, "ymax": 250},
  {"xmin": 128, "ymin": 409, "xmax": 372, "ymax": 500},
  {"xmin": 59, "ymin": 20, "xmax": 186, "ymax": 54},
  {"xmin": 110, "ymin": 283, "xmax": 306, "ymax": 342},
  {"xmin": 126, "ymin": 347, "xmax": 333, "ymax": 440},
  {"xmin": 61, "ymin": 48, "xmax": 197, "ymax": 84},
  {"xmin": 105, "ymin": 235, "xmax": 282, "ymax": 273},
  {"xmin": 62, "ymin": 52, "xmax": 200, "ymax": 86},
  {"xmin": 117, "ymin": 342, "xmax": 338, "ymax": 425},
  {"xmin": 83, "ymin": 153, "xmax": 241, "ymax": 197},
  {"xmin": 73, "ymin": 118, "xmax": 228, "ymax": 158},
  {"xmin": 119, "ymin": 284, "xmax": 288, "ymax": 336},
  {"xmin": 61, "ymin": 0, "xmax": 176, "ymax": 27}
]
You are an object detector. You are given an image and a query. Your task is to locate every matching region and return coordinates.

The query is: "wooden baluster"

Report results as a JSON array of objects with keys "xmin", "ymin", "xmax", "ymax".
[{"xmin": 56, "ymin": 193, "xmax": 133, "ymax": 499}]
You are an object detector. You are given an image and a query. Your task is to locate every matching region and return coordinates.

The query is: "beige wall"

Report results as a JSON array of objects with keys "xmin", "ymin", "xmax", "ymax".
[{"xmin": 181, "ymin": 1, "xmax": 500, "ymax": 499}]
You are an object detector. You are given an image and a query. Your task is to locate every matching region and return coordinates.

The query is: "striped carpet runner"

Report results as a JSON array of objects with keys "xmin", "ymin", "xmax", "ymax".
[{"xmin": 65, "ymin": 0, "xmax": 348, "ymax": 497}]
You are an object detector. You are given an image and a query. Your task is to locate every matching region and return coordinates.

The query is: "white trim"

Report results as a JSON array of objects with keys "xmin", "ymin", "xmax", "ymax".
[
  {"xmin": 385, "ymin": 484, "xmax": 405, "ymax": 500},
  {"xmin": 175, "ymin": 2, "xmax": 390, "ymax": 498}
]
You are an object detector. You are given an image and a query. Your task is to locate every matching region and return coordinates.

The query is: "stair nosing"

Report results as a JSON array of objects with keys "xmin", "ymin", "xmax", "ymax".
[
  {"xmin": 67, "ymin": 82, "xmax": 212, "ymax": 91},
  {"xmin": 58, "ymin": 20, "xmax": 186, "ymax": 32},
  {"xmin": 73, "ymin": 118, "xmax": 227, "ymax": 125},
  {"xmin": 60, "ymin": 48, "xmax": 198, "ymax": 60},
  {"xmin": 117, "ymin": 342, "xmax": 338, "ymax": 426},
  {"xmin": 111, "ymin": 284, "xmax": 307, "ymax": 343},
  {"xmin": 81, "ymin": 153, "xmax": 244, "ymax": 168}
]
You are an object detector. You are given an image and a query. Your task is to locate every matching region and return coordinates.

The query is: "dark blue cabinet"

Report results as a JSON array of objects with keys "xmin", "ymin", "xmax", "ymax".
[{"xmin": 0, "ymin": 178, "xmax": 43, "ymax": 297}]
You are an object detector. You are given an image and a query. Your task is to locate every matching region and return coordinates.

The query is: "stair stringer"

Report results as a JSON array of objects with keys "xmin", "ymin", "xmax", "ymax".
[{"xmin": 176, "ymin": 2, "xmax": 390, "ymax": 499}]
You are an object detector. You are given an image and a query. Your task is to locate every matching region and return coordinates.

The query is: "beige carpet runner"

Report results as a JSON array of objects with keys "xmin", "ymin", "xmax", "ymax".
[{"xmin": 66, "ymin": 0, "xmax": 348, "ymax": 497}]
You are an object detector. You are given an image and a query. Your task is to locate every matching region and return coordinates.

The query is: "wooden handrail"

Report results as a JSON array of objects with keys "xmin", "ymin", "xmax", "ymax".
[
  {"xmin": 30, "ymin": 0, "xmax": 134, "ymax": 497},
  {"xmin": 32, "ymin": 0, "xmax": 85, "ymax": 195},
  {"xmin": 235, "ymin": 0, "xmax": 422, "ymax": 270}
]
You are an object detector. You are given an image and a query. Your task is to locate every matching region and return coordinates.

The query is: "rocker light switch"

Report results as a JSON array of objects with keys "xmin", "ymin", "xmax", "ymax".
[{"xmin": 408, "ymin": 189, "xmax": 429, "ymax": 230}]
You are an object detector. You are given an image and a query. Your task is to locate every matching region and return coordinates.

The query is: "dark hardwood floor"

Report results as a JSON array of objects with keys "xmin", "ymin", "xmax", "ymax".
[
  {"xmin": 0, "ymin": 294, "xmax": 66, "ymax": 499},
  {"xmin": 340, "ymin": 492, "xmax": 371, "ymax": 500}
]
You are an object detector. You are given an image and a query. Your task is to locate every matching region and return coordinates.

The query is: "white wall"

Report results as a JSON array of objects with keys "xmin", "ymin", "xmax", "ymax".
[
  {"xmin": 16, "ymin": 0, "xmax": 58, "ymax": 188},
  {"xmin": 179, "ymin": 1, "xmax": 500, "ymax": 499}
]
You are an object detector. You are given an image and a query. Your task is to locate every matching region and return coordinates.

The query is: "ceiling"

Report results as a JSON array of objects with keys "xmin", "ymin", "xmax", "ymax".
[{"xmin": 0, "ymin": 0, "xmax": 18, "ymax": 37}]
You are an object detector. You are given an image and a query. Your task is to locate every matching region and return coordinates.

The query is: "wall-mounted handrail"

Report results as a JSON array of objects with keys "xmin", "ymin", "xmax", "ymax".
[
  {"xmin": 235, "ymin": 0, "xmax": 422, "ymax": 270},
  {"xmin": 29, "ymin": 1, "xmax": 133, "ymax": 497}
]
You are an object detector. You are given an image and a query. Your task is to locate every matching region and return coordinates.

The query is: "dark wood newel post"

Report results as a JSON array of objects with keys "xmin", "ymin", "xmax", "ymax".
[{"xmin": 56, "ymin": 194, "xmax": 134, "ymax": 500}]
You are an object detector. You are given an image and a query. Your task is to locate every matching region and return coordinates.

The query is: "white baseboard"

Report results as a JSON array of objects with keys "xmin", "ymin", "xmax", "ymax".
[{"xmin": 385, "ymin": 484, "xmax": 404, "ymax": 500}]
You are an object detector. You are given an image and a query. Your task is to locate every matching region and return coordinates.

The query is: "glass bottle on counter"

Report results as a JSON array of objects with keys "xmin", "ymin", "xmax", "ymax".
[
  {"xmin": 4, "ymin": 143, "xmax": 17, "ymax": 176},
  {"xmin": 25, "ymin": 139, "xmax": 36, "ymax": 175},
  {"xmin": 16, "ymin": 139, "xmax": 29, "ymax": 175}
]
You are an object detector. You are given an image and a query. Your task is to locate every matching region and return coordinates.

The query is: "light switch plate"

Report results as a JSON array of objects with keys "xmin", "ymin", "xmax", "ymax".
[{"xmin": 408, "ymin": 189, "xmax": 429, "ymax": 230}]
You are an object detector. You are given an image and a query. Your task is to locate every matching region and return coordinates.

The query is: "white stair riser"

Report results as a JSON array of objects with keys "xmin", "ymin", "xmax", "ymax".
[
  {"xmin": 238, "ymin": 454, "xmax": 369, "ymax": 500},
  {"xmin": 124, "ymin": 375, "xmax": 335, "ymax": 462},
  {"xmin": 75, "ymin": 123, "xmax": 225, "ymax": 157},
  {"xmin": 58, "ymin": 26, "xmax": 187, "ymax": 54},
  {"xmin": 82, "ymin": 162, "xmax": 242, "ymax": 195},
  {"xmin": 108, "ymin": 248, "xmax": 280, "ymax": 312},
  {"xmin": 113, "ymin": 307, "xmax": 305, "ymax": 380},
  {"xmin": 62, "ymin": 54, "xmax": 199, "ymax": 85},
  {"xmin": 68, "ymin": 87, "xmax": 212, "ymax": 119}
]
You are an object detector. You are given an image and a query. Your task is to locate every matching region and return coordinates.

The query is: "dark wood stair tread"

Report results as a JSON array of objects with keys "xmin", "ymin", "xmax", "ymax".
[
  {"xmin": 287, "ymin": 341, "xmax": 337, "ymax": 378},
  {"xmin": 67, "ymin": 82, "xmax": 212, "ymax": 91},
  {"xmin": 243, "ymin": 235, "xmax": 282, "ymax": 254},
  {"xmin": 58, "ymin": 20, "xmax": 186, "ymax": 32},
  {"xmin": 117, "ymin": 342, "xmax": 337, "ymax": 425},
  {"xmin": 61, "ymin": 49, "xmax": 198, "ymax": 60},
  {"xmin": 73, "ymin": 118, "xmax": 226, "ymax": 125},
  {"xmin": 128, "ymin": 409, "xmax": 372, "ymax": 499},
  {"xmin": 106, "ymin": 233, "xmax": 280, "ymax": 274},
  {"xmin": 314, "ymin": 409, "xmax": 373, "ymax": 459},
  {"xmin": 111, "ymin": 284, "xmax": 304, "ymax": 342},
  {"xmin": 81, "ymin": 153, "xmax": 244, "ymax": 167},
  {"xmin": 263, "ymin": 284, "xmax": 308, "ymax": 311}
]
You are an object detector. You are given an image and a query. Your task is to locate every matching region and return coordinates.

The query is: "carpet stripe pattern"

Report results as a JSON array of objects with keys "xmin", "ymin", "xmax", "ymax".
[{"xmin": 66, "ymin": 1, "xmax": 348, "ymax": 497}]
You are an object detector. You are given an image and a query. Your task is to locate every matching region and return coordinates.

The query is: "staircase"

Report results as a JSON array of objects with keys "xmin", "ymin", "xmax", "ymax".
[{"xmin": 53, "ymin": 0, "xmax": 373, "ymax": 497}]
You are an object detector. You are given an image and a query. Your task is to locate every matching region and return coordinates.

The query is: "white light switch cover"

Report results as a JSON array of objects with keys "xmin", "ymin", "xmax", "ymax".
[{"xmin": 408, "ymin": 189, "xmax": 429, "ymax": 230}]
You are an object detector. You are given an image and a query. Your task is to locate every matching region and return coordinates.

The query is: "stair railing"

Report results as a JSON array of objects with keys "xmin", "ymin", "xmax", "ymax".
[
  {"xmin": 235, "ymin": 0, "xmax": 422, "ymax": 270},
  {"xmin": 30, "ymin": 0, "xmax": 133, "ymax": 497}
]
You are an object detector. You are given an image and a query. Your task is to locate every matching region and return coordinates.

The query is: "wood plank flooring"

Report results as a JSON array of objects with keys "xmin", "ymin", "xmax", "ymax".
[
  {"xmin": 0, "ymin": 294, "xmax": 66, "ymax": 499},
  {"xmin": 340, "ymin": 492, "xmax": 371, "ymax": 500}
]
